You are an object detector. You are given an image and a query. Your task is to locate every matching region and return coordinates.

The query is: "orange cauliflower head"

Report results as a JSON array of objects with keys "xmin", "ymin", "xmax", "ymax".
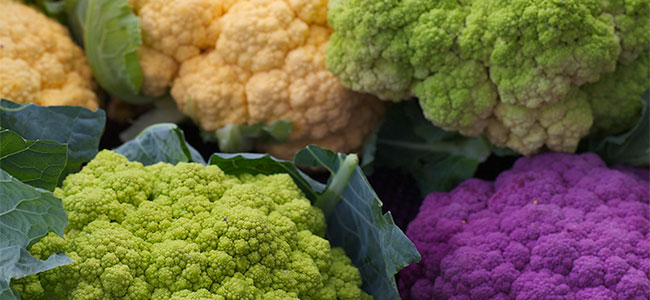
[
  {"xmin": 128, "ymin": 0, "xmax": 385, "ymax": 159},
  {"xmin": 0, "ymin": 0, "xmax": 98, "ymax": 110}
]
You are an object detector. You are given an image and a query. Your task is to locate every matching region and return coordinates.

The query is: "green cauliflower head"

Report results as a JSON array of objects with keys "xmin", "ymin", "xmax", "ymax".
[
  {"xmin": 327, "ymin": 0, "xmax": 649, "ymax": 154},
  {"xmin": 12, "ymin": 150, "xmax": 371, "ymax": 300}
]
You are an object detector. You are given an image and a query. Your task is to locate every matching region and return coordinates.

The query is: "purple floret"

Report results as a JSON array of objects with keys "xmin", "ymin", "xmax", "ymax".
[{"xmin": 399, "ymin": 153, "xmax": 650, "ymax": 300}]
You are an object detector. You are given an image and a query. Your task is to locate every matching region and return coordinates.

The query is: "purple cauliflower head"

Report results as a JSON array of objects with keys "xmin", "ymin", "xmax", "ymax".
[{"xmin": 399, "ymin": 153, "xmax": 649, "ymax": 300}]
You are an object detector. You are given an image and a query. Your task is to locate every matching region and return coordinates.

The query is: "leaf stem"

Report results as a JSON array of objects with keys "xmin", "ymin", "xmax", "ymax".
[{"xmin": 314, "ymin": 153, "xmax": 359, "ymax": 217}]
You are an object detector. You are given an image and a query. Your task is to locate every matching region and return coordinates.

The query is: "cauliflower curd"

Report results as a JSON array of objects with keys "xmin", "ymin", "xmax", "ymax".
[
  {"xmin": 13, "ymin": 150, "xmax": 371, "ymax": 299},
  {"xmin": 400, "ymin": 153, "xmax": 650, "ymax": 299},
  {"xmin": 127, "ymin": 0, "xmax": 385, "ymax": 159},
  {"xmin": 327, "ymin": 0, "xmax": 649, "ymax": 155},
  {"xmin": 0, "ymin": 0, "xmax": 98, "ymax": 110}
]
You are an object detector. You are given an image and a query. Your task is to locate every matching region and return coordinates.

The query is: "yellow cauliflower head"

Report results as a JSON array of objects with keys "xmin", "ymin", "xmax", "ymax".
[
  {"xmin": 0, "ymin": 0, "xmax": 98, "ymax": 110},
  {"xmin": 129, "ymin": 0, "xmax": 385, "ymax": 159}
]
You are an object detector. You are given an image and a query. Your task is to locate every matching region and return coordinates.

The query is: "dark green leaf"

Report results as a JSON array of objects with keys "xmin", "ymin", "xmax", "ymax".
[
  {"xmin": 114, "ymin": 123, "xmax": 205, "ymax": 165},
  {"xmin": 369, "ymin": 101, "xmax": 491, "ymax": 196},
  {"xmin": 0, "ymin": 99, "xmax": 105, "ymax": 183},
  {"xmin": 584, "ymin": 89, "xmax": 649, "ymax": 167},
  {"xmin": 210, "ymin": 145, "xmax": 421, "ymax": 299},
  {"xmin": 0, "ymin": 169, "xmax": 72, "ymax": 300},
  {"xmin": 0, "ymin": 170, "xmax": 67, "ymax": 249},
  {"xmin": 0, "ymin": 129, "xmax": 68, "ymax": 191}
]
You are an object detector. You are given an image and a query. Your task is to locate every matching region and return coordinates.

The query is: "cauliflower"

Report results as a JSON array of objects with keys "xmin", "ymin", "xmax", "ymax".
[
  {"xmin": 399, "ymin": 152, "xmax": 650, "ymax": 299},
  {"xmin": 81, "ymin": 0, "xmax": 385, "ymax": 159},
  {"xmin": 12, "ymin": 150, "xmax": 371, "ymax": 299},
  {"xmin": 326, "ymin": 0, "xmax": 649, "ymax": 154},
  {"xmin": 0, "ymin": 0, "xmax": 98, "ymax": 110}
]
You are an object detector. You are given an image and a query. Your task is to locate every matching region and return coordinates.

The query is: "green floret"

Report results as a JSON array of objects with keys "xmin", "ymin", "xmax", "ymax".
[
  {"xmin": 12, "ymin": 150, "xmax": 371, "ymax": 299},
  {"xmin": 327, "ymin": 0, "xmax": 649, "ymax": 155},
  {"xmin": 600, "ymin": 0, "xmax": 650, "ymax": 63},
  {"xmin": 583, "ymin": 51, "xmax": 650, "ymax": 135},
  {"xmin": 170, "ymin": 289, "xmax": 224, "ymax": 300},
  {"xmin": 482, "ymin": 0, "xmax": 620, "ymax": 107}
]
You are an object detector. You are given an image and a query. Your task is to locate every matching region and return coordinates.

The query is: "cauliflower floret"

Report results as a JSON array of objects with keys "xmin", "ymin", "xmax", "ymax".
[
  {"xmin": 17, "ymin": 220, "xmax": 153, "ymax": 299},
  {"xmin": 12, "ymin": 150, "xmax": 371, "ymax": 299},
  {"xmin": 0, "ymin": 0, "xmax": 98, "ymax": 110},
  {"xmin": 582, "ymin": 51, "xmax": 649, "ymax": 136},
  {"xmin": 170, "ymin": 289, "xmax": 225, "ymax": 300}
]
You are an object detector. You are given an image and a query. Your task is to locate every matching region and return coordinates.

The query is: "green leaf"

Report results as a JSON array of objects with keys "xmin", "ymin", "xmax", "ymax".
[
  {"xmin": 240, "ymin": 120, "xmax": 293, "ymax": 142},
  {"xmin": 0, "ymin": 129, "xmax": 68, "ymax": 191},
  {"xmin": 0, "ymin": 99, "xmax": 105, "ymax": 183},
  {"xmin": 293, "ymin": 147, "xmax": 358, "ymax": 217},
  {"xmin": 209, "ymin": 145, "xmax": 421, "ymax": 299},
  {"xmin": 70, "ymin": 0, "xmax": 163, "ymax": 104},
  {"xmin": 584, "ymin": 89, "xmax": 649, "ymax": 167},
  {"xmin": 0, "ymin": 170, "xmax": 67, "ymax": 252},
  {"xmin": 114, "ymin": 123, "xmax": 206, "ymax": 165},
  {"xmin": 64, "ymin": 0, "xmax": 86, "ymax": 43},
  {"xmin": 0, "ymin": 249, "xmax": 71, "ymax": 300},
  {"xmin": 368, "ymin": 101, "xmax": 492, "ymax": 196},
  {"xmin": 203, "ymin": 120, "xmax": 293, "ymax": 153},
  {"xmin": 0, "ymin": 169, "xmax": 73, "ymax": 300}
]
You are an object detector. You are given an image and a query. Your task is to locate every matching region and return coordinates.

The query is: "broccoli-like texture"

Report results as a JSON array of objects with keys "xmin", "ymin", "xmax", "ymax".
[
  {"xmin": 11, "ymin": 150, "xmax": 371, "ymax": 300},
  {"xmin": 399, "ymin": 152, "xmax": 649, "ymax": 299},
  {"xmin": 327, "ymin": 0, "xmax": 649, "ymax": 154}
]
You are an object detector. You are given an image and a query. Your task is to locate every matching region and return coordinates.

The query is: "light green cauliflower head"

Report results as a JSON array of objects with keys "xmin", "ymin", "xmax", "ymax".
[
  {"xmin": 12, "ymin": 150, "xmax": 372, "ymax": 300},
  {"xmin": 327, "ymin": 0, "xmax": 649, "ymax": 154}
]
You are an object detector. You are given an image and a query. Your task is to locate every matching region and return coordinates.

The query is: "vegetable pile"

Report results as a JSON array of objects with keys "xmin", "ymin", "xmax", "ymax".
[
  {"xmin": 400, "ymin": 152, "xmax": 650, "ymax": 299},
  {"xmin": 327, "ymin": 0, "xmax": 649, "ymax": 154},
  {"xmin": 1, "ymin": 0, "xmax": 649, "ymax": 299}
]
